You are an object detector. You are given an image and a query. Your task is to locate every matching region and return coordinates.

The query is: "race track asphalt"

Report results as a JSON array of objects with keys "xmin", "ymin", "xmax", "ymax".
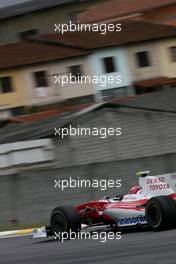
[{"xmin": 0, "ymin": 229, "xmax": 176, "ymax": 264}]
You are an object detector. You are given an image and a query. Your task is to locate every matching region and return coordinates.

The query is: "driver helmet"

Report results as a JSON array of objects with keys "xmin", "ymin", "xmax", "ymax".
[{"xmin": 129, "ymin": 185, "xmax": 141, "ymax": 194}]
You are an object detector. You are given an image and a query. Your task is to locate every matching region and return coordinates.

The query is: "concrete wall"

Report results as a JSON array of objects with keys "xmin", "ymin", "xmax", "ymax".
[
  {"xmin": 54, "ymin": 109, "xmax": 176, "ymax": 167},
  {"xmin": 0, "ymin": 139, "xmax": 54, "ymax": 168},
  {"xmin": 0, "ymin": 108, "xmax": 176, "ymax": 228},
  {"xmin": 0, "ymin": 152, "xmax": 176, "ymax": 228}
]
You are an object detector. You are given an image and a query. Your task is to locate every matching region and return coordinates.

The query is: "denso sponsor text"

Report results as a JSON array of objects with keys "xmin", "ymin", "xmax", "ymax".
[
  {"xmin": 147, "ymin": 177, "xmax": 165, "ymax": 184},
  {"xmin": 147, "ymin": 177, "xmax": 170, "ymax": 190}
]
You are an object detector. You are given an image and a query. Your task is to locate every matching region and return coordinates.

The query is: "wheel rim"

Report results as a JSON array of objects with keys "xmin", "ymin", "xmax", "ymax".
[
  {"xmin": 147, "ymin": 203, "xmax": 162, "ymax": 228},
  {"xmin": 52, "ymin": 211, "xmax": 68, "ymax": 233}
]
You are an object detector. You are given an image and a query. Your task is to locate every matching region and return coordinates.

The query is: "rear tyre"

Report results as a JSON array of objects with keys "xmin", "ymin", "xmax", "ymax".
[
  {"xmin": 146, "ymin": 196, "xmax": 176, "ymax": 231},
  {"xmin": 50, "ymin": 205, "xmax": 81, "ymax": 238}
]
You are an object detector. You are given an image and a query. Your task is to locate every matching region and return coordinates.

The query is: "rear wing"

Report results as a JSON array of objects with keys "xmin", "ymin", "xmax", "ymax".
[{"xmin": 138, "ymin": 171, "xmax": 176, "ymax": 197}]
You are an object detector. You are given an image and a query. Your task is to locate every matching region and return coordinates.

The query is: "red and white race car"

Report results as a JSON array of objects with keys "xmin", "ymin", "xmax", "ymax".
[{"xmin": 33, "ymin": 171, "xmax": 176, "ymax": 238}]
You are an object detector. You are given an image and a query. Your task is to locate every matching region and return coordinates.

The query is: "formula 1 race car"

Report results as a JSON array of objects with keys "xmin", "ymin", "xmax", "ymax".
[{"xmin": 33, "ymin": 171, "xmax": 176, "ymax": 239}]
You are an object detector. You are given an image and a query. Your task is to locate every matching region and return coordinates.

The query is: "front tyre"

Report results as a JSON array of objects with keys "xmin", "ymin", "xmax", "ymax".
[
  {"xmin": 50, "ymin": 205, "xmax": 81, "ymax": 237},
  {"xmin": 146, "ymin": 196, "xmax": 176, "ymax": 231}
]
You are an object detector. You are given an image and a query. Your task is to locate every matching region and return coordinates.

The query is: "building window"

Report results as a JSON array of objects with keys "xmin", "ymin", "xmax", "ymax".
[
  {"xmin": 0, "ymin": 76, "xmax": 13, "ymax": 93},
  {"xmin": 69, "ymin": 65, "xmax": 83, "ymax": 81},
  {"xmin": 103, "ymin": 57, "xmax": 116, "ymax": 73},
  {"xmin": 18, "ymin": 29, "xmax": 39, "ymax": 40},
  {"xmin": 136, "ymin": 51, "xmax": 151, "ymax": 67},
  {"xmin": 33, "ymin": 71, "xmax": 48, "ymax": 87},
  {"xmin": 169, "ymin": 46, "xmax": 176, "ymax": 62}
]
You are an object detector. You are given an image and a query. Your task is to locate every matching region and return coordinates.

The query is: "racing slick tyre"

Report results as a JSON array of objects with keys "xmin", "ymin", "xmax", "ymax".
[
  {"xmin": 50, "ymin": 205, "xmax": 81, "ymax": 238},
  {"xmin": 146, "ymin": 196, "xmax": 176, "ymax": 231}
]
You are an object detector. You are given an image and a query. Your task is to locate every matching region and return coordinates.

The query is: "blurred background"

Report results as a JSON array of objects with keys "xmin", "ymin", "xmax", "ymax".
[{"xmin": 0, "ymin": 0, "xmax": 176, "ymax": 230}]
